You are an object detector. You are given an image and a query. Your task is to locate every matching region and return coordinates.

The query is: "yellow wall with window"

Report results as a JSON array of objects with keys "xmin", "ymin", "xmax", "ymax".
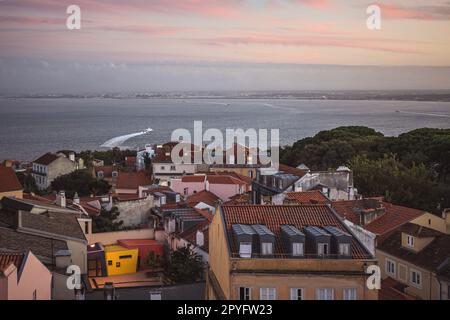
[{"xmin": 104, "ymin": 245, "xmax": 138, "ymax": 276}]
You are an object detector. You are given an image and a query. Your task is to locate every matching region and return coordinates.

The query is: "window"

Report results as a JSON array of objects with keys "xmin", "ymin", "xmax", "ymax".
[
  {"xmin": 290, "ymin": 288, "xmax": 304, "ymax": 300},
  {"xmin": 410, "ymin": 269, "xmax": 422, "ymax": 288},
  {"xmin": 85, "ymin": 222, "xmax": 89, "ymax": 235},
  {"xmin": 316, "ymin": 288, "xmax": 334, "ymax": 300},
  {"xmin": 278, "ymin": 180, "xmax": 283, "ymax": 189},
  {"xmin": 108, "ymin": 260, "xmax": 112, "ymax": 266},
  {"xmin": 343, "ymin": 288, "xmax": 357, "ymax": 300},
  {"xmin": 318, "ymin": 243, "xmax": 328, "ymax": 256},
  {"xmin": 116, "ymin": 262, "xmax": 120, "ymax": 268},
  {"xmin": 339, "ymin": 243, "xmax": 350, "ymax": 256},
  {"xmin": 161, "ymin": 166, "xmax": 165, "ymax": 171},
  {"xmin": 386, "ymin": 259, "xmax": 396, "ymax": 277},
  {"xmin": 239, "ymin": 242, "xmax": 252, "ymax": 258},
  {"xmin": 261, "ymin": 242, "xmax": 273, "ymax": 255},
  {"xmin": 260, "ymin": 288, "xmax": 276, "ymax": 300},
  {"xmin": 292, "ymin": 243, "xmax": 304, "ymax": 256},
  {"xmin": 32, "ymin": 290, "xmax": 37, "ymax": 300},
  {"xmin": 119, "ymin": 255, "xmax": 132, "ymax": 259},
  {"xmin": 170, "ymin": 165, "xmax": 176, "ymax": 171},
  {"xmin": 406, "ymin": 235, "xmax": 414, "ymax": 248},
  {"xmin": 239, "ymin": 287, "xmax": 251, "ymax": 300}
]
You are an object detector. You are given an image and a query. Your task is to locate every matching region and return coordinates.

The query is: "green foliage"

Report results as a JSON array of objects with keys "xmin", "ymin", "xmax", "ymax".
[
  {"xmin": 80, "ymin": 148, "xmax": 136, "ymax": 167},
  {"xmin": 50, "ymin": 169, "xmax": 111, "ymax": 197},
  {"xmin": 144, "ymin": 251, "xmax": 164, "ymax": 270},
  {"xmin": 164, "ymin": 245, "xmax": 204, "ymax": 283},
  {"xmin": 92, "ymin": 206, "xmax": 123, "ymax": 233},
  {"xmin": 350, "ymin": 154, "xmax": 441, "ymax": 212},
  {"xmin": 280, "ymin": 126, "xmax": 450, "ymax": 213},
  {"xmin": 16, "ymin": 172, "xmax": 39, "ymax": 194}
]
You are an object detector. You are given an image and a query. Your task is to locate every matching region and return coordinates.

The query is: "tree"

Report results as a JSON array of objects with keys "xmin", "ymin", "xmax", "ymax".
[
  {"xmin": 350, "ymin": 154, "xmax": 441, "ymax": 213},
  {"xmin": 144, "ymin": 251, "xmax": 164, "ymax": 270},
  {"xmin": 16, "ymin": 172, "xmax": 39, "ymax": 194},
  {"xmin": 50, "ymin": 169, "xmax": 111, "ymax": 197},
  {"xmin": 92, "ymin": 206, "xmax": 123, "ymax": 233},
  {"xmin": 164, "ymin": 245, "xmax": 204, "ymax": 283}
]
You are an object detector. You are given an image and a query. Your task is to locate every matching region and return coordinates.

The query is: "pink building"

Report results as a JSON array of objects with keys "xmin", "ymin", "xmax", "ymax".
[
  {"xmin": 0, "ymin": 251, "xmax": 52, "ymax": 300},
  {"xmin": 171, "ymin": 174, "xmax": 248, "ymax": 201}
]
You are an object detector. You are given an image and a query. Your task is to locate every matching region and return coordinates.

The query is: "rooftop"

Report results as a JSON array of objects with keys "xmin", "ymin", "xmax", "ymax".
[
  {"xmin": 285, "ymin": 191, "xmax": 331, "ymax": 204},
  {"xmin": 187, "ymin": 190, "xmax": 221, "ymax": 207},
  {"xmin": 0, "ymin": 164, "xmax": 23, "ymax": 193},
  {"xmin": 33, "ymin": 153, "xmax": 60, "ymax": 166},
  {"xmin": 0, "ymin": 251, "xmax": 25, "ymax": 273},
  {"xmin": 220, "ymin": 205, "xmax": 372, "ymax": 260},
  {"xmin": 378, "ymin": 223, "xmax": 450, "ymax": 272},
  {"xmin": 116, "ymin": 171, "xmax": 152, "ymax": 190},
  {"xmin": 332, "ymin": 199, "xmax": 424, "ymax": 236}
]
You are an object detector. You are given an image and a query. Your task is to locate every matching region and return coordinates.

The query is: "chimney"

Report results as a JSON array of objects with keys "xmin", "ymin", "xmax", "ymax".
[
  {"xmin": 56, "ymin": 191, "xmax": 66, "ymax": 208},
  {"xmin": 196, "ymin": 230, "xmax": 204, "ymax": 247},
  {"xmin": 73, "ymin": 192, "xmax": 80, "ymax": 205},
  {"xmin": 69, "ymin": 152, "xmax": 75, "ymax": 162}
]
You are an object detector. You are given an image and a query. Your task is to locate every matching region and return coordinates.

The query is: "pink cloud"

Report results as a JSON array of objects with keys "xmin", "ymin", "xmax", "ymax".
[
  {"xmin": 378, "ymin": 3, "xmax": 450, "ymax": 21},
  {"xmin": 194, "ymin": 34, "xmax": 423, "ymax": 54}
]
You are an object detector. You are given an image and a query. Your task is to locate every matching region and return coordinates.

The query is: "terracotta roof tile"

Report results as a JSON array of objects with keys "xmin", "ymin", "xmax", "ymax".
[
  {"xmin": 116, "ymin": 171, "xmax": 152, "ymax": 190},
  {"xmin": 0, "ymin": 251, "xmax": 25, "ymax": 272},
  {"xmin": 182, "ymin": 175, "xmax": 206, "ymax": 183},
  {"xmin": 377, "ymin": 223, "xmax": 450, "ymax": 271},
  {"xmin": 332, "ymin": 199, "xmax": 424, "ymax": 235},
  {"xmin": 179, "ymin": 220, "xmax": 210, "ymax": 252},
  {"xmin": 0, "ymin": 165, "xmax": 23, "ymax": 193},
  {"xmin": 285, "ymin": 191, "xmax": 331, "ymax": 205},
  {"xmin": 220, "ymin": 205, "xmax": 372, "ymax": 259},
  {"xmin": 187, "ymin": 190, "xmax": 221, "ymax": 207}
]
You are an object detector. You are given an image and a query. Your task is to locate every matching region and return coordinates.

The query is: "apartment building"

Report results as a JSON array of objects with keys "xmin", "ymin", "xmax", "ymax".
[{"xmin": 207, "ymin": 204, "xmax": 378, "ymax": 300}]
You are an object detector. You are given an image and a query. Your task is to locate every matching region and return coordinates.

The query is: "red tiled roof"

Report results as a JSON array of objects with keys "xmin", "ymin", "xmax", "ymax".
[
  {"xmin": 0, "ymin": 164, "xmax": 23, "ymax": 193},
  {"xmin": 378, "ymin": 223, "xmax": 450, "ymax": 272},
  {"xmin": 207, "ymin": 171, "xmax": 253, "ymax": 185},
  {"xmin": 220, "ymin": 205, "xmax": 372, "ymax": 259},
  {"xmin": 152, "ymin": 142, "xmax": 202, "ymax": 163},
  {"xmin": 116, "ymin": 171, "xmax": 152, "ymax": 190},
  {"xmin": 278, "ymin": 164, "xmax": 307, "ymax": 178},
  {"xmin": 380, "ymin": 277, "xmax": 417, "ymax": 300},
  {"xmin": 94, "ymin": 165, "xmax": 117, "ymax": 178},
  {"xmin": 33, "ymin": 153, "xmax": 59, "ymax": 165},
  {"xmin": 224, "ymin": 193, "xmax": 252, "ymax": 205},
  {"xmin": 0, "ymin": 251, "xmax": 25, "ymax": 272},
  {"xmin": 207, "ymin": 175, "xmax": 246, "ymax": 185},
  {"xmin": 285, "ymin": 191, "xmax": 330, "ymax": 204},
  {"xmin": 332, "ymin": 199, "xmax": 424, "ymax": 236},
  {"xmin": 187, "ymin": 190, "xmax": 221, "ymax": 207},
  {"xmin": 179, "ymin": 219, "xmax": 210, "ymax": 252},
  {"xmin": 182, "ymin": 175, "xmax": 206, "ymax": 183}
]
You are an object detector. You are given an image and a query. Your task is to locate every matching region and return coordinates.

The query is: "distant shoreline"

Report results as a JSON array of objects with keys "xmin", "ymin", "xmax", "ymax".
[{"xmin": 2, "ymin": 90, "xmax": 450, "ymax": 103}]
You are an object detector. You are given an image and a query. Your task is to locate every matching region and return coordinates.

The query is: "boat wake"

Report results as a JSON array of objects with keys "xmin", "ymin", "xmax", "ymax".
[{"xmin": 101, "ymin": 128, "xmax": 153, "ymax": 149}]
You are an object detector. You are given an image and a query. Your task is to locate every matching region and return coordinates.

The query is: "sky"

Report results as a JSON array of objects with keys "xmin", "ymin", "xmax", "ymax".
[{"xmin": 1, "ymin": 0, "xmax": 450, "ymax": 93}]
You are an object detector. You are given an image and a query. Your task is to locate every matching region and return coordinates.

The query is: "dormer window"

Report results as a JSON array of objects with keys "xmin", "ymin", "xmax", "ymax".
[
  {"xmin": 278, "ymin": 179, "xmax": 283, "ymax": 189},
  {"xmin": 239, "ymin": 242, "xmax": 252, "ymax": 258},
  {"xmin": 318, "ymin": 243, "xmax": 329, "ymax": 256},
  {"xmin": 339, "ymin": 243, "xmax": 350, "ymax": 256},
  {"xmin": 261, "ymin": 242, "xmax": 273, "ymax": 256},
  {"xmin": 292, "ymin": 242, "xmax": 304, "ymax": 256},
  {"xmin": 406, "ymin": 235, "xmax": 414, "ymax": 248}
]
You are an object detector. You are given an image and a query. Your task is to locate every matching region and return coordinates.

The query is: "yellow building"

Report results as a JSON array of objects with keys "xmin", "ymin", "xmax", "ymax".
[
  {"xmin": 207, "ymin": 205, "xmax": 379, "ymax": 300},
  {"xmin": 104, "ymin": 245, "xmax": 138, "ymax": 276}
]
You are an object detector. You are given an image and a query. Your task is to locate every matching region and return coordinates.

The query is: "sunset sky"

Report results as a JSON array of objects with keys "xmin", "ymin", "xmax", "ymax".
[{"xmin": 1, "ymin": 0, "xmax": 450, "ymax": 93}]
